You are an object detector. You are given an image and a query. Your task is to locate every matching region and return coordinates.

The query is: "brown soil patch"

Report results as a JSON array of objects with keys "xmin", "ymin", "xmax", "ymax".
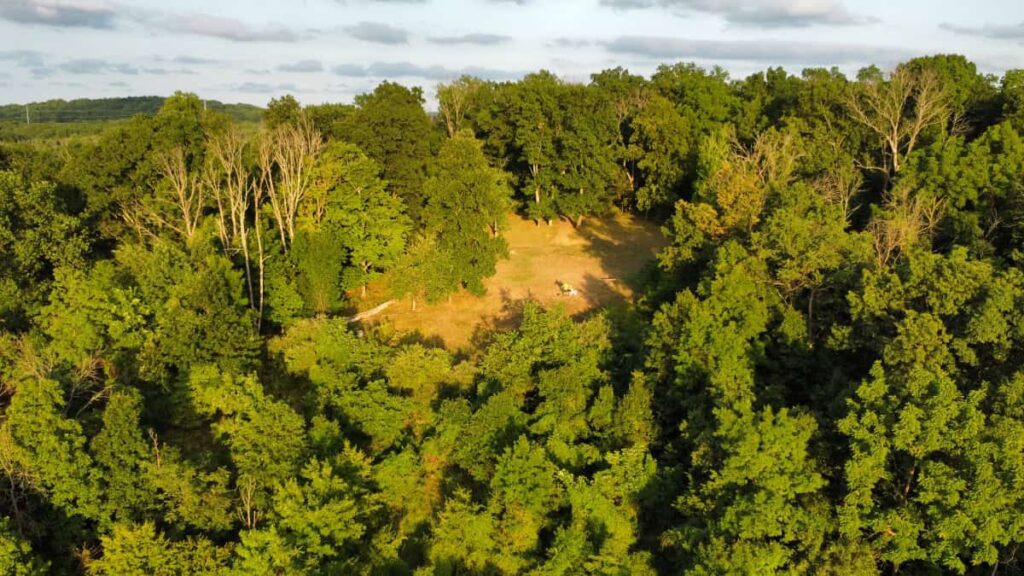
[{"xmin": 356, "ymin": 212, "xmax": 667, "ymax": 350}]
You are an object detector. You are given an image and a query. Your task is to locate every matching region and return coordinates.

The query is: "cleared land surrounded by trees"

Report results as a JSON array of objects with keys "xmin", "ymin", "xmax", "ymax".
[{"xmin": 364, "ymin": 212, "xmax": 666, "ymax": 347}]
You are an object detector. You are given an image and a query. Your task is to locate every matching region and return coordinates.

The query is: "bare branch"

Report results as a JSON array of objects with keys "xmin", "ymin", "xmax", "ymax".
[
  {"xmin": 259, "ymin": 116, "xmax": 322, "ymax": 251},
  {"xmin": 152, "ymin": 146, "xmax": 205, "ymax": 242},
  {"xmin": 847, "ymin": 67, "xmax": 949, "ymax": 179}
]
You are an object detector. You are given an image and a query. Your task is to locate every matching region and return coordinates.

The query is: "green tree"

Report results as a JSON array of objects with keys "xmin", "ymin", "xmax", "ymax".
[
  {"xmin": 88, "ymin": 522, "xmax": 229, "ymax": 576},
  {"xmin": 0, "ymin": 171, "xmax": 89, "ymax": 328},
  {"xmin": 305, "ymin": 102, "xmax": 354, "ymax": 141},
  {"xmin": 651, "ymin": 62, "xmax": 739, "ymax": 142},
  {"xmin": 836, "ymin": 248, "xmax": 1024, "ymax": 572},
  {"xmin": 265, "ymin": 456, "xmax": 369, "ymax": 570},
  {"xmin": 118, "ymin": 244, "xmax": 260, "ymax": 384},
  {"xmin": 1002, "ymin": 69, "xmax": 1024, "ymax": 130},
  {"xmin": 590, "ymin": 67, "xmax": 649, "ymax": 210},
  {"xmin": 310, "ymin": 142, "xmax": 411, "ymax": 297},
  {"xmin": 59, "ymin": 114, "xmax": 158, "ymax": 241},
  {"xmin": 555, "ymin": 84, "xmax": 620, "ymax": 226},
  {"xmin": 901, "ymin": 54, "xmax": 1000, "ymax": 136},
  {"xmin": 632, "ymin": 94, "xmax": 692, "ymax": 214},
  {"xmin": 343, "ymin": 82, "xmax": 435, "ymax": 222},
  {"xmin": 422, "ymin": 131, "xmax": 511, "ymax": 296},
  {"xmin": 388, "ymin": 236, "xmax": 458, "ymax": 308},
  {"xmin": 189, "ymin": 366, "xmax": 308, "ymax": 510},
  {"xmin": 901, "ymin": 121, "xmax": 1024, "ymax": 256},
  {"xmin": 5, "ymin": 376, "xmax": 102, "ymax": 522},
  {"xmin": 506, "ymin": 71, "xmax": 564, "ymax": 221},
  {"xmin": 263, "ymin": 95, "xmax": 302, "ymax": 129},
  {"xmin": 41, "ymin": 261, "xmax": 150, "ymax": 381},
  {"xmin": 0, "ymin": 518, "xmax": 48, "ymax": 576},
  {"xmin": 90, "ymin": 389, "xmax": 159, "ymax": 525},
  {"xmin": 291, "ymin": 229, "xmax": 347, "ymax": 316}
]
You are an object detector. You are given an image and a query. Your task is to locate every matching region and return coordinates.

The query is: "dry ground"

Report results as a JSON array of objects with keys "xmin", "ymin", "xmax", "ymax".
[{"xmin": 357, "ymin": 212, "xmax": 668, "ymax": 350}]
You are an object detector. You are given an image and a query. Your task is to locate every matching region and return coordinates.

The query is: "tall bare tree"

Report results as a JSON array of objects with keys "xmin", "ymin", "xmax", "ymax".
[
  {"xmin": 251, "ymin": 178, "xmax": 267, "ymax": 331},
  {"xmin": 262, "ymin": 117, "xmax": 322, "ymax": 251},
  {"xmin": 437, "ymin": 76, "xmax": 483, "ymax": 138},
  {"xmin": 159, "ymin": 146, "xmax": 206, "ymax": 241},
  {"xmin": 868, "ymin": 185, "xmax": 944, "ymax": 267},
  {"xmin": 206, "ymin": 127, "xmax": 258, "ymax": 318},
  {"xmin": 124, "ymin": 146, "xmax": 205, "ymax": 243},
  {"xmin": 206, "ymin": 127, "xmax": 249, "ymax": 251},
  {"xmin": 847, "ymin": 66, "xmax": 950, "ymax": 179},
  {"xmin": 815, "ymin": 162, "xmax": 862, "ymax": 224}
]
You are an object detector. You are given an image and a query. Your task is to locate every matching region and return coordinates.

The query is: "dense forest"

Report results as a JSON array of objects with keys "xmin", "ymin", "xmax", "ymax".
[
  {"xmin": 0, "ymin": 96, "xmax": 263, "ymax": 125},
  {"xmin": 1, "ymin": 54, "xmax": 1024, "ymax": 574},
  {"xmin": 0, "ymin": 97, "xmax": 263, "ymax": 142}
]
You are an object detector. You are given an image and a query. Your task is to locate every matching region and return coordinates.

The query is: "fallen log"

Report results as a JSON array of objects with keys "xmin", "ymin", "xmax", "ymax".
[{"xmin": 348, "ymin": 300, "xmax": 395, "ymax": 323}]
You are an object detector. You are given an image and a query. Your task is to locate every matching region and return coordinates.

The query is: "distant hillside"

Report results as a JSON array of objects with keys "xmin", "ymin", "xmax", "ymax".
[{"xmin": 0, "ymin": 96, "xmax": 264, "ymax": 124}]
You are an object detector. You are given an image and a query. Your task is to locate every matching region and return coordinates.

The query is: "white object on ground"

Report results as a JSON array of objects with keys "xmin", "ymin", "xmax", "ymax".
[{"xmin": 348, "ymin": 300, "xmax": 395, "ymax": 323}]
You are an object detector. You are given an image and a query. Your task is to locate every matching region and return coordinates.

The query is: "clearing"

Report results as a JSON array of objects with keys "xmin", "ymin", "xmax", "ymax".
[{"xmin": 358, "ymin": 212, "xmax": 668, "ymax": 350}]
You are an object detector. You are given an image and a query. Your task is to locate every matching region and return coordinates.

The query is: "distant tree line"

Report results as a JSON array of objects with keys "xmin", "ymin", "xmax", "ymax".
[{"xmin": 0, "ymin": 96, "xmax": 263, "ymax": 124}]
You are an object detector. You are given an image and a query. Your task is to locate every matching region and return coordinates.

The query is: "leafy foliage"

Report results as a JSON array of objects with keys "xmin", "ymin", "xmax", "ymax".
[{"xmin": 3, "ymin": 56, "xmax": 1024, "ymax": 575}]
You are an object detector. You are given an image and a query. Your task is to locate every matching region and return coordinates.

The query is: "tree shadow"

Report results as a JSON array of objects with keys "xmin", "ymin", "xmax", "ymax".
[
  {"xmin": 574, "ymin": 213, "xmax": 667, "ymax": 296},
  {"xmin": 468, "ymin": 289, "xmax": 533, "ymax": 350},
  {"xmin": 392, "ymin": 330, "xmax": 448, "ymax": 350},
  {"xmin": 634, "ymin": 463, "xmax": 686, "ymax": 573},
  {"xmin": 337, "ymin": 297, "xmax": 361, "ymax": 319},
  {"xmin": 431, "ymin": 557, "xmax": 507, "ymax": 576},
  {"xmin": 576, "ymin": 272, "xmax": 627, "ymax": 311}
]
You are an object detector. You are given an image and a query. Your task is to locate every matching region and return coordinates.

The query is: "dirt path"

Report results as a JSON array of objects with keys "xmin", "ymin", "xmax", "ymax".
[{"xmin": 357, "ymin": 212, "xmax": 667, "ymax": 349}]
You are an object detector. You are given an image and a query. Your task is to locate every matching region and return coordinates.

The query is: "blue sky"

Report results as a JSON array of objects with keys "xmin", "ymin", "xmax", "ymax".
[{"xmin": 1, "ymin": 0, "xmax": 1023, "ymax": 108}]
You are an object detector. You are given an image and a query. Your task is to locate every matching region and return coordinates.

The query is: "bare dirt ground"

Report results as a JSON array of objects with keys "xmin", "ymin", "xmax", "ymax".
[{"xmin": 357, "ymin": 212, "xmax": 668, "ymax": 350}]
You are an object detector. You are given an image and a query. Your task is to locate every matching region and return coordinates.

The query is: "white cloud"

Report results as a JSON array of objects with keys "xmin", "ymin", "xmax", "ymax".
[
  {"xmin": 605, "ymin": 36, "xmax": 913, "ymax": 67},
  {"xmin": 0, "ymin": 0, "xmax": 117, "ymax": 29},
  {"xmin": 600, "ymin": 0, "xmax": 870, "ymax": 28},
  {"xmin": 344, "ymin": 21, "xmax": 409, "ymax": 44},
  {"xmin": 941, "ymin": 21, "xmax": 1024, "ymax": 44},
  {"xmin": 278, "ymin": 59, "xmax": 324, "ymax": 72}
]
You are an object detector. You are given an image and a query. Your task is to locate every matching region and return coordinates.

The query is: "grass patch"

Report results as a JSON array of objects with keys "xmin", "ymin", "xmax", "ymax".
[{"xmin": 356, "ymin": 212, "xmax": 667, "ymax": 350}]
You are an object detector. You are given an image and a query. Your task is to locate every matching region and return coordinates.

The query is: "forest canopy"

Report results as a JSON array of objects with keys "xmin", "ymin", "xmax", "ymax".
[{"xmin": 2, "ymin": 54, "xmax": 1024, "ymax": 575}]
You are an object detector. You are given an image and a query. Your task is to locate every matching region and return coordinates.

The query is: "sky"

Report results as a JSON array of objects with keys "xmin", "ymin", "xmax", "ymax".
[{"xmin": 1, "ymin": 0, "xmax": 1023, "ymax": 110}]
